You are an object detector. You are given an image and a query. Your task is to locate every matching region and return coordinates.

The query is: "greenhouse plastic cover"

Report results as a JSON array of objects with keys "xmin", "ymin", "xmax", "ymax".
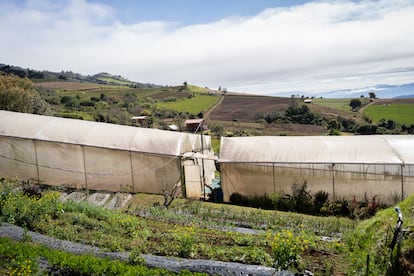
[
  {"xmin": 0, "ymin": 110, "xmax": 215, "ymax": 195},
  {"xmin": 0, "ymin": 110, "xmax": 199, "ymax": 156},
  {"xmin": 219, "ymin": 135, "xmax": 414, "ymax": 164}
]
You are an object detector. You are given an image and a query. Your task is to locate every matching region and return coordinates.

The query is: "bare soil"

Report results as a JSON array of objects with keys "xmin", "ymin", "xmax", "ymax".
[
  {"xmin": 207, "ymin": 95, "xmax": 295, "ymax": 122},
  {"xmin": 372, "ymin": 98, "xmax": 414, "ymax": 105}
]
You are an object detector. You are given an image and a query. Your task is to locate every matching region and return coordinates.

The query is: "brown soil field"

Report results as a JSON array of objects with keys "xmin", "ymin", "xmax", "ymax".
[
  {"xmin": 207, "ymin": 95, "xmax": 295, "ymax": 122},
  {"xmin": 264, "ymin": 123, "xmax": 327, "ymax": 135},
  {"xmin": 372, "ymin": 98, "xmax": 414, "ymax": 105},
  {"xmin": 37, "ymin": 81, "xmax": 103, "ymax": 90}
]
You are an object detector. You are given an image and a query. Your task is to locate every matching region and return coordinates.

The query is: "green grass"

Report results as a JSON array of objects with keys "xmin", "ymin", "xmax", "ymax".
[
  {"xmin": 0, "ymin": 178, "xmax": 353, "ymax": 273},
  {"xmin": 3, "ymin": 178, "xmax": 414, "ymax": 274},
  {"xmin": 363, "ymin": 103, "xmax": 414, "ymax": 125},
  {"xmin": 312, "ymin": 98, "xmax": 353, "ymax": 111},
  {"xmin": 97, "ymin": 77, "xmax": 132, "ymax": 85},
  {"xmin": 186, "ymin": 85, "xmax": 210, "ymax": 93},
  {"xmin": 211, "ymin": 137, "xmax": 220, "ymax": 153},
  {"xmin": 312, "ymin": 98, "xmax": 369, "ymax": 111},
  {"xmin": 344, "ymin": 194, "xmax": 414, "ymax": 274},
  {"xmin": 0, "ymin": 237, "xmax": 195, "ymax": 275},
  {"xmin": 157, "ymin": 94, "xmax": 219, "ymax": 115}
]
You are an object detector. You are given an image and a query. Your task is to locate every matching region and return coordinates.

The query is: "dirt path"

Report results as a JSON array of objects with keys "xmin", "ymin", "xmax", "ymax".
[{"xmin": 204, "ymin": 94, "xmax": 224, "ymax": 119}]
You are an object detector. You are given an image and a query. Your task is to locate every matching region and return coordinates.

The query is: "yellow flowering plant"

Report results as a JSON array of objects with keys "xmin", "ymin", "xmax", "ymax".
[{"xmin": 267, "ymin": 229, "xmax": 311, "ymax": 270}]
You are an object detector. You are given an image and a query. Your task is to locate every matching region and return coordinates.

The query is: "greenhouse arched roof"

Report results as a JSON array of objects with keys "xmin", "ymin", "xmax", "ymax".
[
  {"xmin": 0, "ymin": 110, "xmax": 195, "ymax": 156},
  {"xmin": 219, "ymin": 135, "xmax": 414, "ymax": 164}
]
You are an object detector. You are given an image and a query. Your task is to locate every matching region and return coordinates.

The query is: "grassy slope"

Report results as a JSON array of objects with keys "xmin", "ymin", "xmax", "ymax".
[
  {"xmin": 312, "ymin": 98, "xmax": 370, "ymax": 112},
  {"xmin": 346, "ymin": 194, "xmax": 414, "ymax": 274},
  {"xmin": 157, "ymin": 94, "xmax": 220, "ymax": 115},
  {"xmin": 0, "ymin": 179, "xmax": 354, "ymax": 274},
  {"xmin": 312, "ymin": 98, "xmax": 353, "ymax": 111},
  {"xmin": 363, "ymin": 103, "xmax": 414, "ymax": 125}
]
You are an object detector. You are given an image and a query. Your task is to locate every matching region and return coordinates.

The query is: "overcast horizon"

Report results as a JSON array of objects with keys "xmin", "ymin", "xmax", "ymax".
[{"xmin": 1, "ymin": 0, "xmax": 414, "ymax": 96}]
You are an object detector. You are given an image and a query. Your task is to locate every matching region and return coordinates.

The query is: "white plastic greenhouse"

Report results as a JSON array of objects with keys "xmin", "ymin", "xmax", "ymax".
[
  {"xmin": 0, "ymin": 110, "xmax": 215, "ymax": 198},
  {"xmin": 219, "ymin": 136, "xmax": 414, "ymax": 203}
]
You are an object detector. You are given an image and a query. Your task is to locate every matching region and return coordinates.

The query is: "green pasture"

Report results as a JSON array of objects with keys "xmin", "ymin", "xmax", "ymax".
[
  {"xmin": 363, "ymin": 103, "xmax": 414, "ymax": 125},
  {"xmin": 186, "ymin": 85, "xmax": 210, "ymax": 93},
  {"xmin": 97, "ymin": 77, "xmax": 131, "ymax": 85},
  {"xmin": 312, "ymin": 98, "xmax": 352, "ymax": 111},
  {"xmin": 157, "ymin": 94, "xmax": 219, "ymax": 115},
  {"xmin": 312, "ymin": 98, "xmax": 369, "ymax": 111}
]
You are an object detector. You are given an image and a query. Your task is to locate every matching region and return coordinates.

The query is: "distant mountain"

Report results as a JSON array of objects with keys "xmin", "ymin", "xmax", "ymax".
[
  {"xmin": 395, "ymin": 94, "xmax": 414, "ymax": 99},
  {"xmin": 272, "ymin": 83, "xmax": 414, "ymax": 99},
  {"xmin": 0, "ymin": 63, "xmax": 160, "ymax": 88},
  {"xmin": 314, "ymin": 83, "xmax": 414, "ymax": 99}
]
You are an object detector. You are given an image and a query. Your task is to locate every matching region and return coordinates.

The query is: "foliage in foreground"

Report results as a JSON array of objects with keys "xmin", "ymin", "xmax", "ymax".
[
  {"xmin": 0, "ymin": 73, "xmax": 53, "ymax": 115},
  {"xmin": 344, "ymin": 194, "xmax": 414, "ymax": 275},
  {"xmin": 0, "ymin": 237, "xmax": 195, "ymax": 275},
  {"xmin": 0, "ymin": 179, "xmax": 330, "ymax": 272},
  {"xmin": 229, "ymin": 180, "xmax": 385, "ymax": 219},
  {"xmin": 4, "ymin": 178, "xmax": 413, "ymax": 274}
]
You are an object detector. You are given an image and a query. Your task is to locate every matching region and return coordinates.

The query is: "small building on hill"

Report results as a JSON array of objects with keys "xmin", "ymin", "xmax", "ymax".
[
  {"xmin": 185, "ymin": 119, "xmax": 207, "ymax": 132},
  {"xmin": 130, "ymin": 116, "xmax": 148, "ymax": 127}
]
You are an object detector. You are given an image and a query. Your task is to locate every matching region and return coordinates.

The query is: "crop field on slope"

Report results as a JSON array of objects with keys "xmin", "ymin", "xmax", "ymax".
[
  {"xmin": 311, "ymin": 98, "xmax": 352, "ymax": 111},
  {"xmin": 157, "ymin": 94, "xmax": 219, "ymax": 115},
  {"xmin": 363, "ymin": 99, "xmax": 414, "ymax": 125},
  {"xmin": 37, "ymin": 81, "xmax": 191, "ymax": 101},
  {"xmin": 208, "ymin": 95, "xmax": 295, "ymax": 122},
  {"xmin": 37, "ymin": 81, "xmax": 104, "ymax": 91},
  {"xmin": 312, "ymin": 98, "xmax": 370, "ymax": 111}
]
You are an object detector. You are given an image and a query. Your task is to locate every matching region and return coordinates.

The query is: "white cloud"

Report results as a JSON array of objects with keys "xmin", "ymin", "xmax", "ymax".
[{"xmin": 1, "ymin": 0, "xmax": 414, "ymax": 95}]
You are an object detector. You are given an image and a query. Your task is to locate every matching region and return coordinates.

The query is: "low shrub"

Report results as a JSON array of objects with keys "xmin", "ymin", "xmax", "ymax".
[
  {"xmin": 0, "ymin": 237, "xmax": 198, "ymax": 275},
  {"xmin": 229, "ymin": 180, "xmax": 386, "ymax": 219},
  {"xmin": 0, "ymin": 179, "xmax": 63, "ymax": 229},
  {"xmin": 267, "ymin": 229, "xmax": 312, "ymax": 270}
]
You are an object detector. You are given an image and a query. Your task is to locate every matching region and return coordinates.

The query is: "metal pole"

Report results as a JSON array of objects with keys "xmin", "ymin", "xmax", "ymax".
[
  {"xmin": 33, "ymin": 139, "xmax": 40, "ymax": 184},
  {"xmin": 332, "ymin": 163, "xmax": 336, "ymax": 201},
  {"xmin": 401, "ymin": 164, "xmax": 405, "ymax": 201},
  {"xmin": 129, "ymin": 151, "xmax": 135, "ymax": 193},
  {"xmin": 81, "ymin": 145, "xmax": 88, "ymax": 190},
  {"xmin": 273, "ymin": 162, "xmax": 276, "ymax": 193},
  {"xmin": 200, "ymin": 121, "xmax": 206, "ymax": 200}
]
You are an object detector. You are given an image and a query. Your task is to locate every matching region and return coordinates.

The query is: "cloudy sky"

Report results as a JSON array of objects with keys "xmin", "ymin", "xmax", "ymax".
[{"xmin": 1, "ymin": 0, "xmax": 414, "ymax": 96}]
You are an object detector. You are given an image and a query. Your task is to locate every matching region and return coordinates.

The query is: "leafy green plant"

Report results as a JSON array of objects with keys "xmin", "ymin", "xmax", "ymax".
[
  {"xmin": 0, "ymin": 180, "xmax": 63, "ymax": 229},
  {"xmin": 175, "ymin": 225, "xmax": 196, "ymax": 258},
  {"xmin": 267, "ymin": 229, "xmax": 312, "ymax": 270}
]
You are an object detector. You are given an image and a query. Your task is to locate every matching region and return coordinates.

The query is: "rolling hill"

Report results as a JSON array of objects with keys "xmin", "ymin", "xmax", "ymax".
[{"xmin": 2, "ymin": 63, "xmax": 414, "ymax": 137}]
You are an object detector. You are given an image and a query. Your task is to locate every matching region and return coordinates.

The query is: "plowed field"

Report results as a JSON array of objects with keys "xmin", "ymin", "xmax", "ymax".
[{"xmin": 208, "ymin": 95, "xmax": 295, "ymax": 122}]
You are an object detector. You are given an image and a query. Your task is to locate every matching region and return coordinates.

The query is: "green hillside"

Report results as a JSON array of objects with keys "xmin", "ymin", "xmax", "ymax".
[
  {"xmin": 364, "ymin": 103, "xmax": 414, "ymax": 125},
  {"xmin": 157, "ymin": 93, "xmax": 220, "ymax": 115}
]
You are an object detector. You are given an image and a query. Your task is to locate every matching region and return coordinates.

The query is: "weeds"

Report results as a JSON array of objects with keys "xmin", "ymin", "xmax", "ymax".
[
  {"xmin": 6, "ymin": 178, "xmax": 405, "ymax": 274},
  {"xmin": 267, "ymin": 229, "xmax": 312, "ymax": 270}
]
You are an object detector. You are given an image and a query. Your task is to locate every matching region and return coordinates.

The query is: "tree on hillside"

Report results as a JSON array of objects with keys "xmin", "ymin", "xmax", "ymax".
[
  {"xmin": 349, "ymin": 98, "xmax": 362, "ymax": 111},
  {"xmin": 368, "ymin": 92, "xmax": 376, "ymax": 99},
  {"xmin": 0, "ymin": 74, "xmax": 53, "ymax": 115}
]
